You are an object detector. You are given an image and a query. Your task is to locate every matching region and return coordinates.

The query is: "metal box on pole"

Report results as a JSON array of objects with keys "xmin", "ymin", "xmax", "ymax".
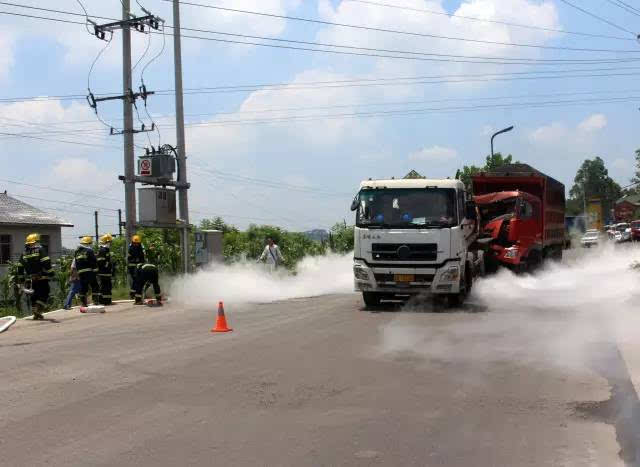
[
  {"xmin": 194, "ymin": 230, "xmax": 223, "ymax": 268},
  {"xmin": 138, "ymin": 187, "xmax": 177, "ymax": 224}
]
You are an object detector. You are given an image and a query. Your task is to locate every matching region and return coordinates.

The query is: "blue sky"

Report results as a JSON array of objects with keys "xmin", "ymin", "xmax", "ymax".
[{"xmin": 1, "ymin": 0, "xmax": 640, "ymax": 246}]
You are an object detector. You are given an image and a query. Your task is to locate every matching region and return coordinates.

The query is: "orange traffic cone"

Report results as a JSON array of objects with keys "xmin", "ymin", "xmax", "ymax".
[{"xmin": 211, "ymin": 301, "xmax": 232, "ymax": 333}]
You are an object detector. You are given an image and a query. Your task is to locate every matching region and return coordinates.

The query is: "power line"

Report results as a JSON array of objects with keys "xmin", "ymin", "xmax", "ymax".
[
  {"xmin": 344, "ymin": 0, "xmax": 636, "ymax": 41},
  {"xmin": 556, "ymin": 0, "xmax": 637, "ymax": 36},
  {"xmin": 10, "ymin": 192, "xmax": 121, "ymax": 212},
  {"xmin": 6, "ymin": 1, "xmax": 639, "ymax": 53},
  {"xmin": 615, "ymin": 0, "xmax": 640, "ymax": 15},
  {"xmin": 172, "ymin": 95, "xmax": 640, "ymax": 128},
  {"xmin": 604, "ymin": 0, "xmax": 640, "ymax": 18},
  {"xmin": 164, "ymin": 0, "xmax": 640, "ymax": 52},
  {"xmin": 169, "ymin": 23, "xmax": 640, "ymax": 56},
  {"xmin": 4, "ymin": 93, "xmax": 640, "ymax": 136},
  {"xmin": 7, "ymin": 65, "xmax": 640, "ymax": 105},
  {"xmin": 3, "ymin": 7, "xmax": 640, "ymax": 64},
  {"xmin": 0, "ymin": 131, "xmax": 123, "ymax": 149},
  {"xmin": 0, "ymin": 179, "xmax": 123, "ymax": 202},
  {"xmin": 11, "ymin": 84, "xmax": 640, "ymax": 134}
]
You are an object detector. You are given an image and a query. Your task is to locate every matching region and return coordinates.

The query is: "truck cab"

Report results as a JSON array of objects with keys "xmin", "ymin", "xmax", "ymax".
[
  {"xmin": 475, "ymin": 190, "xmax": 542, "ymax": 269},
  {"xmin": 351, "ymin": 177, "xmax": 482, "ymax": 307}
]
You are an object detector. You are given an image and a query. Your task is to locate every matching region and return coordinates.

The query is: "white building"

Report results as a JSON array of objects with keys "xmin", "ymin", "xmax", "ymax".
[{"xmin": 0, "ymin": 191, "xmax": 73, "ymax": 277}]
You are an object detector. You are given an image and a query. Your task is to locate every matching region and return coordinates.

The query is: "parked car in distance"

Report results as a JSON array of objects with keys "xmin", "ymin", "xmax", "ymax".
[
  {"xmin": 581, "ymin": 229, "xmax": 602, "ymax": 248},
  {"xmin": 631, "ymin": 220, "xmax": 640, "ymax": 241},
  {"xmin": 614, "ymin": 223, "xmax": 631, "ymax": 243}
]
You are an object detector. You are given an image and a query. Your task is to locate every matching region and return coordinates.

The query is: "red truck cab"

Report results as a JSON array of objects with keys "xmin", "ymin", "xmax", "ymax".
[
  {"xmin": 472, "ymin": 164, "xmax": 565, "ymax": 272},
  {"xmin": 474, "ymin": 191, "xmax": 542, "ymax": 268}
]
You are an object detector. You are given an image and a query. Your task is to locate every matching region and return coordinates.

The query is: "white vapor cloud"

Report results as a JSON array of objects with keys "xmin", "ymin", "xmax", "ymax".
[{"xmin": 409, "ymin": 145, "xmax": 458, "ymax": 162}]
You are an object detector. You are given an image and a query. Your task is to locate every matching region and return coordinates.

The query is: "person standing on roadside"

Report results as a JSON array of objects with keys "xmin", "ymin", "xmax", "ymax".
[
  {"xmin": 258, "ymin": 237, "xmax": 285, "ymax": 272},
  {"xmin": 97, "ymin": 233, "xmax": 115, "ymax": 305},
  {"xmin": 127, "ymin": 234, "xmax": 145, "ymax": 299},
  {"xmin": 74, "ymin": 236, "xmax": 101, "ymax": 307},
  {"xmin": 17, "ymin": 233, "xmax": 53, "ymax": 320},
  {"xmin": 63, "ymin": 258, "xmax": 81, "ymax": 310}
]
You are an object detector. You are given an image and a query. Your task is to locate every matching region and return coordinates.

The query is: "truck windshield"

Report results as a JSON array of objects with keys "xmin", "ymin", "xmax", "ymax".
[
  {"xmin": 356, "ymin": 188, "xmax": 457, "ymax": 228},
  {"xmin": 478, "ymin": 197, "xmax": 517, "ymax": 223}
]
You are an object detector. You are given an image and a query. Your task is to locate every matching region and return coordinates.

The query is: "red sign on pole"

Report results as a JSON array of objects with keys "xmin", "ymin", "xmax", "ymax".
[{"xmin": 139, "ymin": 158, "xmax": 152, "ymax": 176}]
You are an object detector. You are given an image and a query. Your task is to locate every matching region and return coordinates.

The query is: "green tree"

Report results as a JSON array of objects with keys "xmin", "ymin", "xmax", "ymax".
[
  {"xmin": 569, "ymin": 157, "xmax": 622, "ymax": 218},
  {"xmin": 628, "ymin": 148, "xmax": 640, "ymax": 193},
  {"xmin": 200, "ymin": 217, "xmax": 237, "ymax": 234},
  {"xmin": 455, "ymin": 152, "xmax": 516, "ymax": 192},
  {"xmin": 329, "ymin": 222, "xmax": 354, "ymax": 253}
]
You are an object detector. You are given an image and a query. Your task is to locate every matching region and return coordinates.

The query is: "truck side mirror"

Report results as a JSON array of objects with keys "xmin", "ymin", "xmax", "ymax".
[
  {"xmin": 350, "ymin": 194, "xmax": 359, "ymax": 211},
  {"xmin": 465, "ymin": 200, "xmax": 477, "ymax": 220}
]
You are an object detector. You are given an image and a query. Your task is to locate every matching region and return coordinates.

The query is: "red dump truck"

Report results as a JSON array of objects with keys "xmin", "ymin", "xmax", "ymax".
[{"xmin": 472, "ymin": 164, "xmax": 565, "ymax": 272}]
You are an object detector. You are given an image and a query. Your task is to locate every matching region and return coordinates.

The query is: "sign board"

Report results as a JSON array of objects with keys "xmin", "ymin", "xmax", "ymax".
[
  {"xmin": 586, "ymin": 198, "xmax": 603, "ymax": 231},
  {"xmin": 138, "ymin": 158, "xmax": 152, "ymax": 176}
]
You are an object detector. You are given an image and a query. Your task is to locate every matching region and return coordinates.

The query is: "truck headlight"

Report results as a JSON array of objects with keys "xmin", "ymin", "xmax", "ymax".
[
  {"xmin": 504, "ymin": 247, "xmax": 518, "ymax": 259},
  {"xmin": 440, "ymin": 265, "xmax": 459, "ymax": 282},
  {"xmin": 353, "ymin": 266, "xmax": 369, "ymax": 280}
]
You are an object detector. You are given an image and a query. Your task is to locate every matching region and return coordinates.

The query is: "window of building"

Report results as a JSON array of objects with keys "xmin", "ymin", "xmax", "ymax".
[{"xmin": 0, "ymin": 235, "xmax": 10, "ymax": 264}]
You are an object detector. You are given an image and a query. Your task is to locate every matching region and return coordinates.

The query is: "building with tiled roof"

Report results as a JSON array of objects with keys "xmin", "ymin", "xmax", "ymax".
[{"xmin": 0, "ymin": 191, "xmax": 73, "ymax": 276}]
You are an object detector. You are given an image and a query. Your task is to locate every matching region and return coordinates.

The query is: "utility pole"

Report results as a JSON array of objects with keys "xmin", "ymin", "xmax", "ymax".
[
  {"xmin": 122, "ymin": 0, "xmax": 136, "ymax": 243},
  {"xmin": 173, "ymin": 0, "xmax": 190, "ymax": 273},
  {"xmin": 94, "ymin": 211, "xmax": 99, "ymax": 245}
]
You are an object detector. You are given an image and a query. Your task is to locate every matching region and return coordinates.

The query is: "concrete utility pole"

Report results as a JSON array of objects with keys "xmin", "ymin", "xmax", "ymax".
[
  {"xmin": 94, "ymin": 211, "xmax": 99, "ymax": 245},
  {"xmin": 173, "ymin": 0, "xmax": 190, "ymax": 273},
  {"xmin": 122, "ymin": 0, "xmax": 136, "ymax": 243}
]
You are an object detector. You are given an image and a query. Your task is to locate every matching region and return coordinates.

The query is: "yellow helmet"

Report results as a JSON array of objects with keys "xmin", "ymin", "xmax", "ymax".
[
  {"xmin": 100, "ymin": 233, "xmax": 113, "ymax": 244},
  {"xmin": 132, "ymin": 234, "xmax": 141, "ymax": 244},
  {"xmin": 80, "ymin": 236, "xmax": 93, "ymax": 245},
  {"xmin": 25, "ymin": 233, "xmax": 40, "ymax": 245}
]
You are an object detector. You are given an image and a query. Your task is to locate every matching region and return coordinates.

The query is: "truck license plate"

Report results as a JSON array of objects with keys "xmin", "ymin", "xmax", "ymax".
[{"xmin": 394, "ymin": 274, "xmax": 414, "ymax": 282}]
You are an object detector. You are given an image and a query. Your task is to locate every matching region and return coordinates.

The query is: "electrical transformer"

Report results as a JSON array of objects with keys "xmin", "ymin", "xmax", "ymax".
[
  {"xmin": 138, "ymin": 153, "xmax": 176, "ymax": 179},
  {"xmin": 138, "ymin": 187, "xmax": 177, "ymax": 224}
]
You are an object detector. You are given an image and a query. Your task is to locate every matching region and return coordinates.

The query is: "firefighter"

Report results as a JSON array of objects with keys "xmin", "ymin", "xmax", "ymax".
[
  {"xmin": 134, "ymin": 262, "xmax": 162, "ymax": 305},
  {"xmin": 16, "ymin": 233, "xmax": 53, "ymax": 320},
  {"xmin": 97, "ymin": 233, "xmax": 115, "ymax": 305},
  {"xmin": 74, "ymin": 236, "xmax": 101, "ymax": 306},
  {"xmin": 127, "ymin": 234, "xmax": 145, "ymax": 299}
]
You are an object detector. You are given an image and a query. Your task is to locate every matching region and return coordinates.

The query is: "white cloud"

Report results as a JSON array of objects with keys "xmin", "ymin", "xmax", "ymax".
[
  {"xmin": 578, "ymin": 114, "xmax": 607, "ymax": 133},
  {"xmin": 409, "ymin": 145, "xmax": 457, "ymax": 161},
  {"xmin": 529, "ymin": 113, "xmax": 608, "ymax": 146},
  {"xmin": 316, "ymin": 0, "xmax": 560, "ymax": 80},
  {"xmin": 51, "ymin": 158, "xmax": 104, "ymax": 190},
  {"xmin": 529, "ymin": 121, "xmax": 567, "ymax": 145}
]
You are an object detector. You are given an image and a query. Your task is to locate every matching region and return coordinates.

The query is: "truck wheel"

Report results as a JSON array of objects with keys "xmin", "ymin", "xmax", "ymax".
[
  {"xmin": 447, "ymin": 267, "xmax": 468, "ymax": 308},
  {"xmin": 362, "ymin": 292, "xmax": 383, "ymax": 308}
]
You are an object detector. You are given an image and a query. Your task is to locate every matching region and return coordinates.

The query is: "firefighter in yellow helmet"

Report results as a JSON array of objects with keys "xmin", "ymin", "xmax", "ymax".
[
  {"xmin": 74, "ymin": 236, "xmax": 100, "ymax": 306},
  {"xmin": 16, "ymin": 233, "xmax": 53, "ymax": 320},
  {"xmin": 97, "ymin": 233, "xmax": 115, "ymax": 305},
  {"xmin": 127, "ymin": 234, "xmax": 145, "ymax": 299}
]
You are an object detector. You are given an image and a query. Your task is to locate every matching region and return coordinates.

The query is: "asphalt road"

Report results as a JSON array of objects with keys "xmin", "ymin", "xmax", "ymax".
[{"xmin": 1, "ymin": 293, "xmax": 637, "ymax": 466}]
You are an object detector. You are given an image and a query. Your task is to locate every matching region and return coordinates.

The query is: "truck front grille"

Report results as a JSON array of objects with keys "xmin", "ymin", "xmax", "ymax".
[{"xmin": 371, "ymin": 243, "xmax": 437, "ymax": 261}]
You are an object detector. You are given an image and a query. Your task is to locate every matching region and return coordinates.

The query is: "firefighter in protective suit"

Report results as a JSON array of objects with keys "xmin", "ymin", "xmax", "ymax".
[
  {"xmin": 74, "ymin": 236, "xmax": 101, "ymax": 306},
  {"xmin": 134, "ymin": 262, "xmax": 162, "ymax": 305},
  {"xmin": 17, "ymin": 233, "xmax": 53, "ymax": 320},
  {"xmin": 97, "ymin": 233, "xmax": 115, "ymax": 305},
  {"xmin": 127, "ymin": 234, "xmax": 145, "ymax": 299}
]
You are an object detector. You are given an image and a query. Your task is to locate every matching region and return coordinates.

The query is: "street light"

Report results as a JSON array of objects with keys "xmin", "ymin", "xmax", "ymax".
[{"xmin": 490, "ymin": 125, "xmax": 514, "ymax": 157}]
